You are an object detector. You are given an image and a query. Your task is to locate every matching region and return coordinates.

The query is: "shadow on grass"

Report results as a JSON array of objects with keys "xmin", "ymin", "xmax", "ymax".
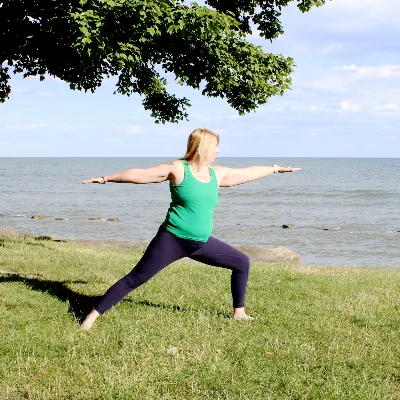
[
  {"xmin": 0, "ymin": 273, "xmax": 231, "ymax": 321},
  {"xmin": 134, "ymin": 299, "xmax": 231, "ymax": 319},
  {"xmin": 0, "ymin": 273, "xmax": 101, "ymax": 323}
]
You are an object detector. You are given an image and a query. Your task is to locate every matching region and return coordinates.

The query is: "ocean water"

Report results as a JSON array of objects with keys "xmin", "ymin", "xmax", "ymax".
[{"xmin": 0, "ymin": 157, "xmax": 399, "ymax": 267}]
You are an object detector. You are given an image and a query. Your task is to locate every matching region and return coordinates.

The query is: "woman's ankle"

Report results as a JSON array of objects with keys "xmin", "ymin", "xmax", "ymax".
[
  {"xmin": 80, "ymin": 309, "xmax": 100, "ymax": 331},
  {"xmin": 233, "ymin": 307, "xmax": 253, "ymax": 320},
  {"xmin": 233, "ymin": 307, "xmax": 245, "ymax": 315}
]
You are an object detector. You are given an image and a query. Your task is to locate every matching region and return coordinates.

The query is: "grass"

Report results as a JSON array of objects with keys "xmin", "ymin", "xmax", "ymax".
[{"xmin": 0, "ymin": 234, "xmax": 399, "ymax": 399}]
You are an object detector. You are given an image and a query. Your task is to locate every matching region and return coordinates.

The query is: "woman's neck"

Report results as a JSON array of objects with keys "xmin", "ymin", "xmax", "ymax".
[{"xmin": 188, "ymin": 160, "xmax": 207, "ymax": 172}]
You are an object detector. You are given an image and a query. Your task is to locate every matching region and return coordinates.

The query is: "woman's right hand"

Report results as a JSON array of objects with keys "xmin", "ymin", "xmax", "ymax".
[
  {"xmin": 278, "ymin": 166, "xmax": 301, "ymax": 173},
  {"xmin": 82, "ymin": 177, "xmax": 106, "ymax": 184}
]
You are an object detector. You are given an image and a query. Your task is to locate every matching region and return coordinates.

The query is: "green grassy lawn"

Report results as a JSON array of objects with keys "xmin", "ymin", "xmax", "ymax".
[{"xmin": 0, "ymin": 235, "xmax": 399, "ymax": 399}]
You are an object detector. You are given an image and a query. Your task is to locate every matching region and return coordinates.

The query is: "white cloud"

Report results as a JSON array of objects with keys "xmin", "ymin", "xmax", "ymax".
[
  {"xmin": 303, "ymin": 0, "xmax": 400, "ymax": 34},
  {"xmin": 328, "ymin": 0, "xmax": 400, "ymax": 21},
  {"xmin": 255, "ymin": 125, "xmax": 298, "ymax": 135},
  {"xmin": 299, "ymin": 64, "xmax": 400, "ymax": 106},
  {"xmin": 264, "ymin": 0, "xmax": 400, "ymax": 61},
  {"xmin": 380, "ymin": 125, "xmax": 397, "ymax": 131},
  {"xmin": 304, "ymin": 75, "xmax": 347, "ymax": 93},
  {"xmin": 36, "ymin": 91, "xmax": 56, "ymax": 97},
  {"xmin": 189, "ymin": 112, "xmax": 240, "ymax": 121},
  {"xmin": 340, "ymin": 101, "xmax": 361, "ymax": 112},
  {"xmin": 112, "ymin": 125, "xmax": 145, "ymax": 135},
  {"xmin": 256, "ymin": 105, "xmax": 285, "ymax": 114},
  {"xmin": 307, "ymin": 101, "xmax": 361, "ymax": 113},
  {"xmin": 12, "ymin": 88, "xmax": 30, "ymax": 95},
  {"xmin": 333, "ymin": 65, "xmax": 400, "ymax": 79},
  {"xmin": 6, "ymin": 123, "xmax": 49, "ymax": 131},
  {"xmin": 309, "ymin": 104, "xmax": 338, "ymax": 113},
  {"xmin": 4, "ymin": 122, "xmax": 74, "ymax": 133},
  {"xmin": 290, "ymin": 42, "xmax": 343, "ymax": 57},
  {"xmin": 376, "ymin": 103, "xmax": 400, "ymax": 112}
]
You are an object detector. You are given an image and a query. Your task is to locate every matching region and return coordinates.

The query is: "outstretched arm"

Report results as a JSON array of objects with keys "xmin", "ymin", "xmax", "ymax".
[
  {"xmin": 82, "ymin": 161, "xmax": 176, "ymax": 184},
  {"xmin": 215, "ymin": 165, "xmax": 301, "ymax": 187}
]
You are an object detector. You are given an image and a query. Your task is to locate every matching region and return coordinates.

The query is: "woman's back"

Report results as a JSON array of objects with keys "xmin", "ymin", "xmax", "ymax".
[{"xmin": 162, "ymin": 160, "xmax": 219, "ymax": 242}]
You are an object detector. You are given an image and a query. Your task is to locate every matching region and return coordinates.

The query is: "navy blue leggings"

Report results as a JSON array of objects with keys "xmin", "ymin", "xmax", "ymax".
[{"xmin": 95, "ymin": 227, "xmax": 250, "ymax": 314}]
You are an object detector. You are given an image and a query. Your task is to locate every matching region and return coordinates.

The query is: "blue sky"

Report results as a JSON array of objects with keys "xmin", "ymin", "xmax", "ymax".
[{"xmin": 1, "ymin": 0, "xmax": 399, "ymax": 157}]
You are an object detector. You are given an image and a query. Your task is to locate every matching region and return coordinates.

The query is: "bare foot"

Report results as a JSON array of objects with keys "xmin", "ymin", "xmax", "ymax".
[
  {"xmin": 234, "ymin": 313, "xmax": 254, "ymax": 321},
  {"xmin": 79, "ymin": 309, "xmax": 100, "ymax": 331},
  {"xmin": 233, "ymin": 307, "xmax": 254, "ymax": 321}
]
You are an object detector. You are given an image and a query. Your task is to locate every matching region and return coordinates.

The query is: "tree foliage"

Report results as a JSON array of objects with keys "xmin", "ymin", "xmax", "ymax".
[{"xmin": 0, "ymin": 0, "xmax": 327, "ymax": 123}]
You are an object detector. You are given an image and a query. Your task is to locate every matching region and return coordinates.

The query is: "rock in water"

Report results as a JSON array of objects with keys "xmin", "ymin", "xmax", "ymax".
[
  {"xmin": 55, "ymin": 218, "xmax": 65, "ymax": 221},
  {"xmin": 0, "ymin": 214, "xmax": 4, "ymax": 217},
  {"xmin": 323, "ymin": 226, "xmax": 341, "ymax": 231},
  {"xmin": 107, "ymin": 218, "xmax": 119, "ymax": 222},
  {"xmin": 282, "ymin": 224, "xmax": 296, "ymax": 229},
  {"xmin": 88, "ymin": 218, "xmax": 102, "ymax": 221},
  {"xmin": 31, "ymin": 215, "xmax": 46, "ymax": 219},
  {"xmin": 235, "ymin": 246, "xmax": 300, "ymax": 264}
]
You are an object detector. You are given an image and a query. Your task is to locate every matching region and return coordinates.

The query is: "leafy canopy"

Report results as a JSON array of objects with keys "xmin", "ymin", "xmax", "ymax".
[{"xmin": 0, "ymin": 0, "xmax": 327, "ymax": 123}]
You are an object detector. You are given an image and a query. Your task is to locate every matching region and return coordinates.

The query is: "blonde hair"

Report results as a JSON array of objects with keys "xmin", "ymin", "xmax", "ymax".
[{"xmin": 183, "ymin": 128, "xmax": 220, "ymax": 165}]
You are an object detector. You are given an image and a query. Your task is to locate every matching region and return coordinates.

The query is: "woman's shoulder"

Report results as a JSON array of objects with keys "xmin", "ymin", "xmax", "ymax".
[
  {"xmin": 209, "ymin": 165, "xmax": 225, "ymax": 174},
  {"xmin": 160, "ymin": 159, "xmax": 184, "ymax": 169},
  {"xmin": 164, "ymin": 159, "xmax": 184, "ymax": 185},
  {"xmin": 209, "ymin": 165, "xmax": 226, "ymax": 185}
]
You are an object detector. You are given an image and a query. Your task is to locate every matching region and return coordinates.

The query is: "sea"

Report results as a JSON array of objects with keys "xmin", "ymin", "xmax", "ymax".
[{"xmin": 0, "ymin": 157, "xmax": 399, "ymax": 267}]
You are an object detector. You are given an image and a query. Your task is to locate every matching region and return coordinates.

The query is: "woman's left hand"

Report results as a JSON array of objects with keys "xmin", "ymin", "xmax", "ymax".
[{"xmin": 82, "ymin": 177, "xmax": 106, "ymax": 184}]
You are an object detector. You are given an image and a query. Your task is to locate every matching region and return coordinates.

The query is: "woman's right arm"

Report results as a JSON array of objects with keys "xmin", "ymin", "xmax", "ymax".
[{"xmin": 82, "ymin": 161, "xmax": 176, "ymax": 184}]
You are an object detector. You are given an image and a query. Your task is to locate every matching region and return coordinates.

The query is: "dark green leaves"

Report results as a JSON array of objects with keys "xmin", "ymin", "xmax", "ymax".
[
  {"xmin": 0, "ymin": 0, "xmax": 325, "ymax": 123},
  {"xmin": 206, "ymin": 1, "xmax": 328, "ymax": 39}
]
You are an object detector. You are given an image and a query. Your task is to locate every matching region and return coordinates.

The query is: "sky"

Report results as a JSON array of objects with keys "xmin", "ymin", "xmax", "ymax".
[{"xmin": 1, "ymin": 0, "xmax": 399, "ymax": 157}]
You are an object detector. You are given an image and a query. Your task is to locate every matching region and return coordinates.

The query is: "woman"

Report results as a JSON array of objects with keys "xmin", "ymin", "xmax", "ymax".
[{"xmin": 80, "ymin": 128, "xmax": 300, "ymax": 330}]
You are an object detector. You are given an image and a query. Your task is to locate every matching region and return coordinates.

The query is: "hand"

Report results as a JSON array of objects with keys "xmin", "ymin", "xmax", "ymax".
[
  {"xmin": 278, "ymin": 166, "xmax": 301, "ymax": 173},
  {"xmin": 82, "ymin": 177, "xmax": 106, "ymax": 184}
]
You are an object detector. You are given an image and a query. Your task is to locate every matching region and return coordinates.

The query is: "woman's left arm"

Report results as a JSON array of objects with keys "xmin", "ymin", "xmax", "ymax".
[{"xmin": 214, "ymin": 165, "xmax": 301, "ymax": 187}]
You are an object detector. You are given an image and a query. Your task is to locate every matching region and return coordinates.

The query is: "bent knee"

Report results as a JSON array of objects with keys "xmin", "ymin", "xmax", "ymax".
[{"xmin": 238, "ymin": 253, "xmax": 250, "ymax": 272}]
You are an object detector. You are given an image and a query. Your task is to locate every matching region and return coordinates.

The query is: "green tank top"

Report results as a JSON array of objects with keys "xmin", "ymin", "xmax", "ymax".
[{"xmin": 162, "ymin": 160, "xmax": 219, "ymax": 242}]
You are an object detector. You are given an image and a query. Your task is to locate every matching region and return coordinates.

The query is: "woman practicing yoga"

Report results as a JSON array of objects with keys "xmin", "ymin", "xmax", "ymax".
[{"xmin": 80, "ymin": 128, "xmax": 300, "ymax": 330}]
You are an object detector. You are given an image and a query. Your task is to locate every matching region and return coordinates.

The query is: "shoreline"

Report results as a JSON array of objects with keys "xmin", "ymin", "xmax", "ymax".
[
  {"xmin": 2, "ymin": 226, "xmax": 399, "ymax": 269},
  {"xmin": 0, "ymin": 226, "xmax": 148, "ymax": 250},
  {"xmin": 0, "ymin": 226, "xmax": 301, "ymax": 265}
]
